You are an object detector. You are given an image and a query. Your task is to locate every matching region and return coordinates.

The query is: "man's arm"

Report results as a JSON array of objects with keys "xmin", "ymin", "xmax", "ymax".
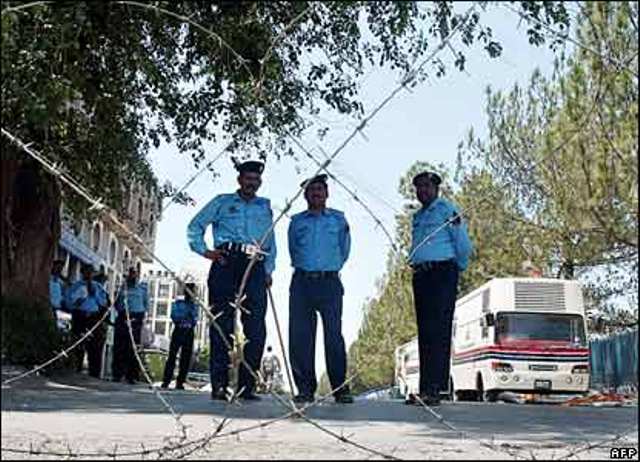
[
  {"xmin": 287, "ymin": 217, "xmax": 297, "ymax": 269},
  {"xmin": 263, "ymin": 200, "xmax": 277, "ymax": 277},
  {"xmin": 339, "ymin": 214, "xmax": 351, "ymax": 267},
  {"xmin": 447, "ymin": 204, "xmax": 473, "ymax": 268},
  {"xmin": 187, "ymin": 196, "xmax": 222, "ymax": 256}
]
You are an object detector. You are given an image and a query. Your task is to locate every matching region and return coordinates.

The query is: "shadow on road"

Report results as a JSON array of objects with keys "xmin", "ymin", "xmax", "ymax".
[{"xmin": 2, "ymin": 370, "xmax": 638, "ymax": 444}]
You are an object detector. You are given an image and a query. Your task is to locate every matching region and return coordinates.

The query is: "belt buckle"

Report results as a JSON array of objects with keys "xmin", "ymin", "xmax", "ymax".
[{"xmin": 244, "ymin": 244, "xmax": 264, "ymax": 261}]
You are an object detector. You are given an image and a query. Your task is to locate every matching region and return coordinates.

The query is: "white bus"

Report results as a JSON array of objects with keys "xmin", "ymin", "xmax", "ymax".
[{"xmin": 395, "ymin": 278, "xmax": 590, "ymax": 402}]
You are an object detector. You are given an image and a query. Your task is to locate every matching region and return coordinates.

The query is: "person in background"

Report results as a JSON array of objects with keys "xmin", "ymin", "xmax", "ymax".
[
  {"xmin": 112, "ymin": 267, "xmax": 149, "ymax": 384},
  {"xmin": 161, "ymin": 282, "xmax": 199, "ymax": 390},
  {"xmin": 50, "ymin": 259, "xmax": 68, "ymax": 315},
  {"xmin": 69, "ymin": 263, "xmax": 109, "ymax": 378},
  {"xmin": 260, "ymin": 345, "xmax": 282, "ymax": 393}
]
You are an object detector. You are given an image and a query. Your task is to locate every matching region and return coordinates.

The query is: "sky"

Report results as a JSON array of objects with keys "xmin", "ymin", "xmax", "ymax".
[{"xmin": 144, "ymin": 3, "xmax": 567, "ymax": 385}]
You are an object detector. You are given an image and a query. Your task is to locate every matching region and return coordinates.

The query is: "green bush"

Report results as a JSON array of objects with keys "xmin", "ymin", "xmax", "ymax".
[
  {"xmin": 1, "ymin": 296, "xmax": 74, "ymax": 371},
  {"xmin": 144, "ymin": 351, "xmax": 166, "ymax": 382}
]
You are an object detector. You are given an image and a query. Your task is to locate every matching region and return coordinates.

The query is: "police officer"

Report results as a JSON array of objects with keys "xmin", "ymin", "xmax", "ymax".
[
  {"xmin": 409, "ymin": 171, "xmax": 472, "ymax": 406},
  {"xmin": 260, "ymin": 345, "xmax": 282, "ymax": 393},
  {"xmin": 113, "ymin": 267, "xmax": 149, "ymax": 384},
  {"xmin": 49, "ymin": 259, "xmax": 68, "ymax": 317},
  {"xmin": 288, "ymin": 174, "xmax": 353, "ymax": 404},
  {"xmin": 187, "ymin": 160, "xmax": 276, "ymax": 401},
  {"xmin": 69, "ymin": 263, "xmax": 109, "ymax": 378},
  {"xmin": 161, "ymin": 282, "xmax": 199, "ymax": 390}
]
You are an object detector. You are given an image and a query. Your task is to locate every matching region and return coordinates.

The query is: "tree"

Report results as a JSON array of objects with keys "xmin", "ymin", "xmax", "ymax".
[
  {"xmin": 458, "ymin": 1, "xmax": 638, "ymax": 307},
  {"xmin": 1, "ymin": 1, "xmax": 570, "ymax": 303}
]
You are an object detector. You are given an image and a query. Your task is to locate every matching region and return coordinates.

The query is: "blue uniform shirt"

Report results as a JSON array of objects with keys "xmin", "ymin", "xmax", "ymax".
[
  {"xmin": 115, "ymin": 283, "xmax": 149, "ymax": 314},
  {"xmin": 410, "ymin": 197, "xmax": 473, "ymax": 270},
  {"xmin": 170, "ymin": 299, "xmax": 199, "ymax": 329},
  {"xmin": 187, "ymin": 192, "xmax": 277, "ymax": 275},
  {"xmin": 288, "ymin": 208, "xmax": 351, "ymax": 272},
  {"xmin": 49, "ymin": 275, "xmax": 65, "ymax": 310},
  {"xmin": 69, "ymin": 280, "xmax": 108, "ymax": 313}
]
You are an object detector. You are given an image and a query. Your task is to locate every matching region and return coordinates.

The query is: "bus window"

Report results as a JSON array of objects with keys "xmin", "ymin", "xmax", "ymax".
[{"xmin": 496, "ymin": 312, "xmax": 586, "ymax": 346}]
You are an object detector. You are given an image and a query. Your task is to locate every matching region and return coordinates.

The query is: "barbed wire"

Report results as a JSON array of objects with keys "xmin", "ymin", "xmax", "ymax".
[{"xmin": 2, "ymin": 1, "xmax": 637, "ymax": 460}]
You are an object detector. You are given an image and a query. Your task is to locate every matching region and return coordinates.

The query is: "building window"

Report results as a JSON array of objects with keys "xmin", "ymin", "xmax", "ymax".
[
  {"xmin": 123, "ymin": 250, "xmax": 130, "ymax": 271},
  {"xmin": 156, "ymin": 302, "xmax": 169, "ymax": 317},
  {"xmin": 138, "ymin": 198, "xmax": 144, "ymax": 220},
  {"xmin": 92, "ymin": 223, "xmax": 101, "ymax": 252},
  {"xmin": 109, "ymin": 239, "xmax": 117, "ymax": 265},
  {"xmin": 158, "ymin": 283, "xmax": 171, "ymax": 299},
  {"xmin": 154, "ymin": 321, "xmax": 167, "ymax": 336},
  {"xmin": 148, "ymin": 281, "xmax": 156, "ymax": 297}
]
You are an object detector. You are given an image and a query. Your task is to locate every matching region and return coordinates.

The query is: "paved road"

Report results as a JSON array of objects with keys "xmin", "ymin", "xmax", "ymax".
[{"xmin": 1, "ymin": 370, "xmax": 638, "ymax": 460}]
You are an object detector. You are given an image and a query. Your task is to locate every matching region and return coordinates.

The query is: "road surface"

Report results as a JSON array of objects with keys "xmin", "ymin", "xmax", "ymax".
[{"xmin": 1, "ymin": 369, "xmax": 638, "ymax": 460}]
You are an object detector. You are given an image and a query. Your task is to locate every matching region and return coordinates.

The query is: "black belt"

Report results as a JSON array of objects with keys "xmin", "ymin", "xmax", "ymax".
[
  {"xmin": 295, "ymin": 270, "xmax": 339, "ymax": 279},
  {"xmin": 411, "ymin": 259, "xmax": 456, "ymax": 273},
  {"xmin": 216, "ymin": 242, "xmax": 264, "ymax": 259}
]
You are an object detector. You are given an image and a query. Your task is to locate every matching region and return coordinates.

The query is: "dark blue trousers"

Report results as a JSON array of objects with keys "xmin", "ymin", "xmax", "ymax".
[
  {"xmin": 412, "ymin": 263, "xmax": 459, "ymax": 395},
  {"xmin": 162, "ymin": 326, "xmax": 195, "ymax": 387},
  {"xmin": 208, "ymin": 255, "xmax": 267, "ymax": 395},
  {"xmin": 289, "ymin": 274, "xmax": 347, "ymax": 397}
]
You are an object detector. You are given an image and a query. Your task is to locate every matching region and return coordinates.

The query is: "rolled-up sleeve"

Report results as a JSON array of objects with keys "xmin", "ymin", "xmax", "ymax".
[{"xmin": 187, "ymin": 196, "xmax": 222, "ymax": 256}]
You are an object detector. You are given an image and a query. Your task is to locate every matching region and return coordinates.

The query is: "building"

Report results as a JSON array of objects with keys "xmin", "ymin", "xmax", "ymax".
[
  {"xmin": 142, "ymin": 268, "xmax": 209, "ymax": 354},
  {"xmin": 54, "ymin": 180, "xmax": 163, "ymax": 378}
]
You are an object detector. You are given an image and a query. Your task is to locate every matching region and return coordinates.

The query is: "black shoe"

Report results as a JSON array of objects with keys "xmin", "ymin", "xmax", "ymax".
[
  {"xmin": 112, "ymin": 377, "xmax": 122, "ymax": 383},
  {"xmin": 240, "ymin": 392, "xmax": 261, "ymax": 401},
  {"xmin": 211, "ymin": 388, "xmax": 227, "ymax": 401},
  {"xmin": 160, "ymin": 383, "xmax": 169, "ymax": 389},
  {"xmin": 334, "ymin": 393, "xmax": 354, "ymax": 404},
  {"xmin": 126, "ymin": 378, "xmax": 136, "ymax": 385},
  {"xmin": 418, "ymin": 393, "xmax": 441, "ymax": 406},
  {"xmin": 175, "ymin": 383, "xmax": 185, "ymax": 390},
  {"xmin": 293, "ymin": 394, "xmax": 314, "ymax": 404}
]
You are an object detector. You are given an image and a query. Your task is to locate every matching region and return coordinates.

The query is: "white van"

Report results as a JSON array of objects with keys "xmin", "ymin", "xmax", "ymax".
[
  {"xmin": 395, "ymin": 278, "xmax": 590, "ymax": 402},
  {"xmin": 451, "ymin": 278, "xmax": 589, "ymax": 401}
]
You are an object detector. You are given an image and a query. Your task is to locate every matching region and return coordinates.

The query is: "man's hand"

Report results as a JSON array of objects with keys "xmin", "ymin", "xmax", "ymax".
[
  {"xmin": 265, "ymin": 274, "xmax": 273, "ymax": 288},
  {"xmin": 204, "ymin": 249, "xmax": 227, "ymax": 263},
  {"xmin": 451, "ymin": 212, "xmax": 462, "ymax": 226}
]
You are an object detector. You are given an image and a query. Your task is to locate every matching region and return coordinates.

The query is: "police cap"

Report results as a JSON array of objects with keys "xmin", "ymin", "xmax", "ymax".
[
  {"xmin": 300, "ymin": 174, "xmax": 328, "ymax": 189},
  {"xmin": 412, "ymin": 171, "xmax": 442, "ymax": 187},
  {"xmin": 236, "ymin": 160, "xmax": 265, "ymax": 175}
]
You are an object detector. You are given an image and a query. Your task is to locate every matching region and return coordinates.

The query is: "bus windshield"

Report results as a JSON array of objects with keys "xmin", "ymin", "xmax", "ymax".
[{"xmin": 496, "ymin": 313, "xmax": 586, "ymax": 347}]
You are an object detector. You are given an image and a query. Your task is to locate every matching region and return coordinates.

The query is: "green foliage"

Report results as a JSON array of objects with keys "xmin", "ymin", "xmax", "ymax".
[
  {"xmin": 2, "ymin": 1, "xmax": 570, "ymax": 219},
  {"xmin": 143, "ymin": 351, "xmax": 166, "ymax": 382},
  {"xmin": 1, "ymin": 296, "xmax": 73, "ymax": 369}
]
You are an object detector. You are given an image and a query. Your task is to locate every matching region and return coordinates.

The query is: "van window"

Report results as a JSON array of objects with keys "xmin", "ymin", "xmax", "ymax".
[{"xmin": 496, "ymin": 313, "xmax": 586, "ymax": 346}]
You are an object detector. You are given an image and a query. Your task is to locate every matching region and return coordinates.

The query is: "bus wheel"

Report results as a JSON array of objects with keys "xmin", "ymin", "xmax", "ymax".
[{"xmin": 477, "ymin": 376, "xmax": 497, "ymax": 402}]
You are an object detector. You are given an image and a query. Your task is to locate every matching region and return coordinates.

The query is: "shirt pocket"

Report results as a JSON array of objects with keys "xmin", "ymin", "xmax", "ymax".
[{"xmin": 294, "ymin": 223, "xmax": 312, "ymax": 247}]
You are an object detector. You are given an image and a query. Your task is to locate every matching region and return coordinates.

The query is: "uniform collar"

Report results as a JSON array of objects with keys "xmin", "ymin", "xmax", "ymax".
[
  {"xmin": 420, "ymin": 197, "xmax": 443, "ymax": 213},
  {"xmin": 303, "ymin": 207, "xmax": 328, "ymax": 217},
  {"xmin": 235, "ymin": 190, "xmax": 258, "ymax": 204}
]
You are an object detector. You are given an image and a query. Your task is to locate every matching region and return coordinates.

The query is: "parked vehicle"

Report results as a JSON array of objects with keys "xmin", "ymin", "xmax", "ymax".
[{"xmin": 395, "ymin": 278, "xmax": 590, "ymax": 403}]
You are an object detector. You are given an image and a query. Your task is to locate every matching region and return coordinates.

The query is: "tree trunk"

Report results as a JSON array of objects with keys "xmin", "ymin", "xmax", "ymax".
[{"xmin": 1, "ymin": 148, "xmax": 61, "ymax": 305}]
